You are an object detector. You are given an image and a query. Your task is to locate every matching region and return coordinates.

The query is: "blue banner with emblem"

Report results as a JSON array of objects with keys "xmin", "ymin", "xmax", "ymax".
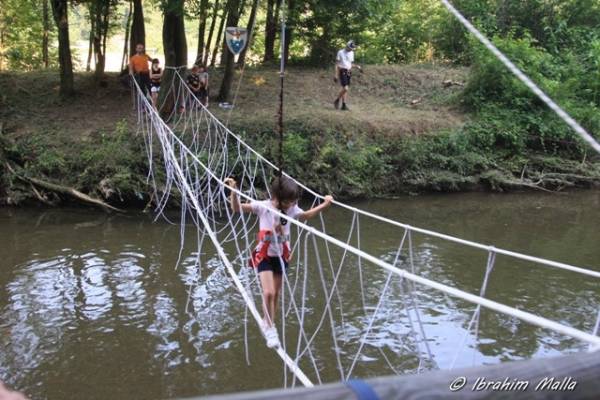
[{"xmin": 225, "ymin": 27, "xmax": 248, "ymax": 56}]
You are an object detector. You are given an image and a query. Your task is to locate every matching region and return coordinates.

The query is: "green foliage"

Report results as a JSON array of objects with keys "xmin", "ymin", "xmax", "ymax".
[
  {"xmin": 0, "ymin": 0, "xmax": 58, "ymax": 70},
  {"xmin": 246, "ymin": 129, "xmax": 389, "ymax": 197},
  {"xmin": 462, "ymin": 31, "xmax": 600, "ymax": 156},
  {"xmin": 10, "ymin": 119, "xmax": 148, "ymax": 201}
]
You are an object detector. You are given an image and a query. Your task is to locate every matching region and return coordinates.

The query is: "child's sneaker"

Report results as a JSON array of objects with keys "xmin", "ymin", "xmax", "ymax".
[
  {"xmin": 260, "ymin": 319, "xmax": 269, "ymax": 333},
  {"xmin": 265, "ymin": 326, "xmax": 280, "ymax": 348}
]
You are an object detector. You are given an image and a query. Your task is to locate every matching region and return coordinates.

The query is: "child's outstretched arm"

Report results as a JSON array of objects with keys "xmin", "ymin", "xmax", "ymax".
[
  {"xmin": 299, "ymin": 195, "xmax": 333, "ymax": 221},
  {"xmin": 224, "ymin": 178, "xmax": 253, "ymax": 213}
]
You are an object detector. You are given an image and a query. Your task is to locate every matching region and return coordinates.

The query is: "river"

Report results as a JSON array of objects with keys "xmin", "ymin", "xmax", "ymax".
[{"xmin": 1, "ymin": 191, "xmax": 599, "ymax": 400}]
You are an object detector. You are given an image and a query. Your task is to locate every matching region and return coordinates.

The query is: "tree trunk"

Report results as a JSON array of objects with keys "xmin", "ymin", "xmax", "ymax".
[
  {"xmin": 237, "ymin": 0, "xmax": 258, "ymax": 67},
  {"xmin": 283, "ymin": 0, "xmax": 295, "ymax": 64},
  {"xmin": 264, "ymin": 0, "xmax": 276, "ymax": 62},
  {"xmin": 217, "ymin": 0, "xmax": 241, "ymax": 102},
  {"xmin": 42, "ymin": 0, "xmax": 50, "ymax": 68},
  {"xmin": 101, "ymin": 3, "xmax": 109, "ymax": 68},
  {"xmin": 163, "ymin": 0, "xmax": 187, "ymax": 67},
  {"xmin": 210, "ymin": 9, "xmax": 227, "ymax": 67},
  {"xmin": 203, "ymin": 0, "xmax": 221, "ymax": 66},
  {"xmin": 0, "ymin": 19, "xmax": 5, "ymax": 71},
  {"xmin": 93, "ymin": 0, "xmax": 105, "ymax": 79},
  {"xmin": 50, "ymin": 0, "xmax": 74, "ymax": 97},
  {"xmin": 238, "ymin": 0, "xmax": 247, "ymax": 17},
  {"xmin": 121, "ymin": 1, "xmax": 133, "ymax": 71},
  {"xmin": 0, "ymin": 27, "xmax": 4, "ymax": 71},
  {"xmin": 129, "ymin": 0, "xmax": 145, "ymax": 56},
  {"xmin": 161, "ymin": 0, "xmax": 188, "ymax": 112},
  {"xmin": 195, "ymin": 0, "xmax": 210, "ymax": 64},
  {"xmin": 86, "ymin": 12, "xmax": 94, "ymax": 72}
]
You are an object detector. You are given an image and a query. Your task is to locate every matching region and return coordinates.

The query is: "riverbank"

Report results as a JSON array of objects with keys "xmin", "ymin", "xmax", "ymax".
[{"xmin": 1, "ymin": 66, "xmax": 599, "ymax": 208}]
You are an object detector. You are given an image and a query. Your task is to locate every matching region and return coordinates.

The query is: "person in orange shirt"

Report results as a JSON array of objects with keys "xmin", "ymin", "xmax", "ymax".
[{"xmin": 129, "ymin": 43, "xmax": 152, "ymax": 96}]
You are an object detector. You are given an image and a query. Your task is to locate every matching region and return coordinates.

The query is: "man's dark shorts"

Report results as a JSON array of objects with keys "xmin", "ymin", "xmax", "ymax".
[
  {"xmin": 340, "ymin": 68, "xmax": 351, "ymax": 87},
  {"xmin": 257, "ymin": 256, "xmax": 289, "ymax": 275},
  {"xmin": 135, "ymin": 72, "xmax": 151, "ymax": 95}
]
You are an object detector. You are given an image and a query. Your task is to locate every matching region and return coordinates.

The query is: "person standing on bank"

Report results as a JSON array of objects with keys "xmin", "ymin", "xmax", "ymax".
[
  {"xmin": 334, "ymin": 40, "xmax": 362, "ymax": 111},
  {"xmin": 149, "ymin": 58, "xmax": 163, "ymax": 109},
  {"xmin": 129, "ymin": 43, "xmax": 152, "ymax": 97}
]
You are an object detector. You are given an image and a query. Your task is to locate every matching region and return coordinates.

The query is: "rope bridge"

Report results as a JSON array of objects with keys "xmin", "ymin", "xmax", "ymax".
[
  {"xmin": 131, "ymin": 74, "xmax": 600, "ymax": 388},
  {"xmin": 129, "ymin": 1, "xmax": 600, "ymax": 389}
]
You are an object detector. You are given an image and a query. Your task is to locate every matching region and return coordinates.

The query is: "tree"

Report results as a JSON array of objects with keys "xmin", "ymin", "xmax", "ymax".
[
  {"xmin": 194, "ymin": 0, "xmax": 210, "ymax": 64},
  {"xmin": 120, "ymin": 0, "xmax": 133, "ymax": 71},
  {"xmin": 237, "ymin": 0, "xmax": 258, "ymax": 67},
  {"xmin": 129, "ymin": 0, "xmax": 145, "ymax": 55},
  {"xmin": 50, "ymin": 0, "xmax": 74, "ymax": 96},
  {"xmin": 210, "ymin": 7, "xmax": 227, "ymax": 67},
  {"xmin": 42, "ymin": 0, "xmax": 50, "ymax": 68},
  {"xmin": 217, "ymin": 0, "xmax": 241, "ymax": 102},
  {"xmin": 91, "ymin": 0, "xmax": 114, "ymax": 79},
  {"xmin": 86, "ymin": 7, "xmax": 94, "ymax": 71},
  {"xmin": 0, "ymin": 0, "xmax": 58, "ymax": 71},
  {"xmin": 263, "ymin": 0, "xmax": 281, "ymax": 62},
  {"xmin": 282, "ymin": 0, "xmax": 297, "ymax": 64},
  {"xmin": 162, "ymin": 0, "xmax": 187, "ymax": 67},
  {"xmin": 160, "ymin": 0, "xmax": 188, "ymax": 111},
  {"xmin": 203, "ymin": 0, "xmax": 221, "ymax": 65}
]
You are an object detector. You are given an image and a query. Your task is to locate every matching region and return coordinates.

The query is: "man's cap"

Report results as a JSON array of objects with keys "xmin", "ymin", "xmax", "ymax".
[{"xmin": 347, "ymin": 40, "xmax": 356, "ymax": 49}]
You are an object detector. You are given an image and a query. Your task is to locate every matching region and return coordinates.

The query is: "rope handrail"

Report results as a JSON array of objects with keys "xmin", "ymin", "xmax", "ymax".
[
  {"xmin": 171, "ymin": 70, "xmax": 600, "ymax": 280},
  {"xmin": 131, "ymin": 77, "xmax": 315, "ymax": 387},
  {"xmin": 133, "ymin": 79, "xmax": 600, "ymax": 349}
]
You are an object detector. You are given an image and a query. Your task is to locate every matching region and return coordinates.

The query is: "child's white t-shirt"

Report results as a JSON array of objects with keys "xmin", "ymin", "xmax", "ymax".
[{"xmin": 250, "ymin": 199, "xmax": 303, "ymax": 257}]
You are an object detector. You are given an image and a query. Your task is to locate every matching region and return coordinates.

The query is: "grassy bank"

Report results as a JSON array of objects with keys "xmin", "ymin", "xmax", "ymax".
[{"xmin": 1, "ymin": 66, "xmax": 599, "ymax": 208}]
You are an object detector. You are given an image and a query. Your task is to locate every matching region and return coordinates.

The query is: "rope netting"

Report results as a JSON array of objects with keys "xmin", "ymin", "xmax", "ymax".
[{"xmin": 131, "ymin": 71, "xmax": 600, "ymax": 388}]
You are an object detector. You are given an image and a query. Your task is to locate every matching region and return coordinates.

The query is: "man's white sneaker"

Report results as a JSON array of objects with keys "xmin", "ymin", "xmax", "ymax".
[{"xmin": 265, "ymin": 326, "xmax": 280, "ymax": 348}]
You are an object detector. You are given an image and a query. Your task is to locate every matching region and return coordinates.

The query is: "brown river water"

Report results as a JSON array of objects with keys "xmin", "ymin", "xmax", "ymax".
[{"xmin": 1, "ymin": 191, "xmax": 599, "ymax": 399}]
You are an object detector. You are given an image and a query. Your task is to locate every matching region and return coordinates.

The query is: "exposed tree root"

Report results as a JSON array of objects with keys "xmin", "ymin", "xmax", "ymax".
[{"xmin": 6, "ymin": 162, "xmax": 124, "ymax": 212}]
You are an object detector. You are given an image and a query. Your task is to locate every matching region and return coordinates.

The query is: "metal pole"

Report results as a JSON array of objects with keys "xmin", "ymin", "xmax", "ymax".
[{"xmin": 277, "ymin": 1, "xmax": 287, "ymax": 224}]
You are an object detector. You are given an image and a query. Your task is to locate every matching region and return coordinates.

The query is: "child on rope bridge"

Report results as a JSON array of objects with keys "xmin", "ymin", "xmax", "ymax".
[{"xmin": 225, "ymin": 176, "xmax": 333, "ymax": 348}]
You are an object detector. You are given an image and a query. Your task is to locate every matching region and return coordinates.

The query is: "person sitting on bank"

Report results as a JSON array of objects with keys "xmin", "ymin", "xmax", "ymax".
[
  {"xmin": 196, "ymin": 64, "xmax": 209, "ymax": 107},
  {"xmin": 186, "ymin": 64, "xmax": 209, "ymax": 108},
  {"xmin": 129, "ymin": 43, "xmax": 152, "ymax": 97},
  {"xmin": 333, "ymin": 40, "xmax": 362, "ymax": 111}
]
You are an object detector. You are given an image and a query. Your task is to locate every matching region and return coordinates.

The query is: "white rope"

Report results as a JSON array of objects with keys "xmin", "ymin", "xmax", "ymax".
[
  {"xmin": 405, "ymin": 231, "xmax": 434, "ymax": 371},
  {"xmin": 449, "ymin": 250, "xmax": 496, "ymax": 369},
  {"xmin": 140, "ymin": 76, "xmax": 600, "ymax": 348},
  {"xmin": 347, "ymin": 231, "xmax": 409, "ymax": 379},
  {"xmin": 135, "ymin": 69, "xmax": 600, "ymax": 386},
  {"xmin": 439, "ymin": 0, "xmax": 600, "ymax": 154},
  {"xmin": 590, "ymin": 310, "xmax": 600, "ymax": 351},
  {"xmin": 132, "ymin": 77, "xmax": 314, "ymax": 387},
  {"xmin": 170, "ymin": 71, "xmax": 600, "ymax": 280}
]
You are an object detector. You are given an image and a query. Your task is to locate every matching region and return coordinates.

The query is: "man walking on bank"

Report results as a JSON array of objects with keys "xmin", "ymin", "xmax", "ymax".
[{"xmin": 334, "ymin": 40, "xmax": 361, "ymax": 111}]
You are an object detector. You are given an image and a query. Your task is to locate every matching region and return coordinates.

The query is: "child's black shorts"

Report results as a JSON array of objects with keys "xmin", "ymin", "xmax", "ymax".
[{"xmin": 257, "ymin": 256, "xmax": 289, "ymax": 274}]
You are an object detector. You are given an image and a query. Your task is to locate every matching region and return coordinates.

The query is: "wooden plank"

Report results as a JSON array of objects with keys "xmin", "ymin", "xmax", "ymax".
[{"xmin": 191, "ymin": 350, "xmax": 600, "ymax": 400}]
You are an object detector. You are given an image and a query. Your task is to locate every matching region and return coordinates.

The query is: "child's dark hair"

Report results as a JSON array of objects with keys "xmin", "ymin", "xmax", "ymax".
[
  {"xmin": 270, "ymin": 176, "xmax": 300, "ymax": 202},
  {"xmin": 152, "ymin": 58, "xmax": 160, "ymax": 64}
]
